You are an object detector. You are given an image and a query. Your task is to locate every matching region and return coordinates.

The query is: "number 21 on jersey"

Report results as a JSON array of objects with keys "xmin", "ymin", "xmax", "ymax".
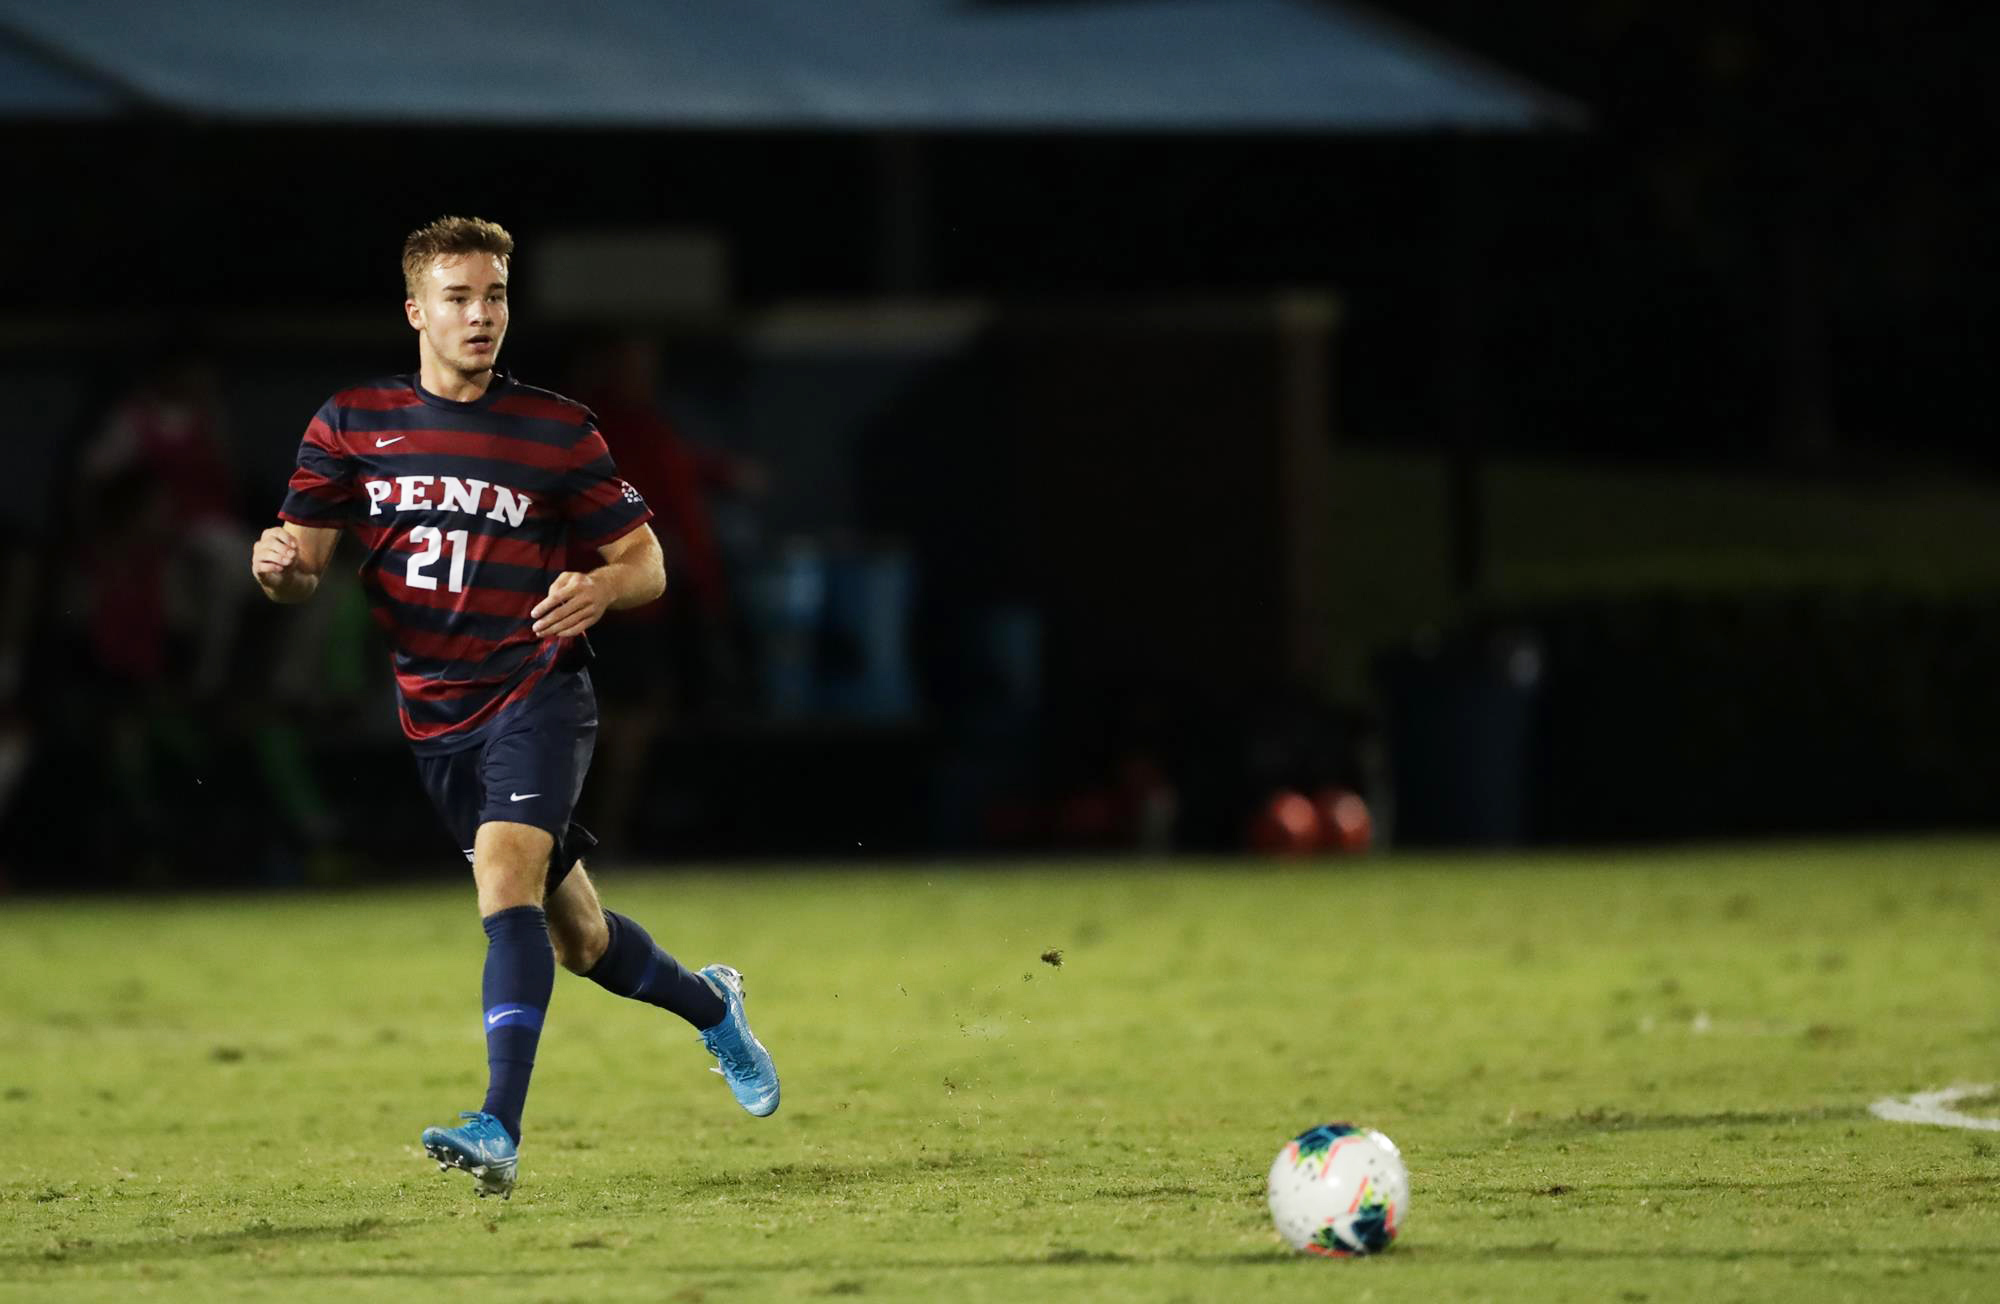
[{"xmin": 406, "ymin": 526, "xmax": 470, "ymax": 592}]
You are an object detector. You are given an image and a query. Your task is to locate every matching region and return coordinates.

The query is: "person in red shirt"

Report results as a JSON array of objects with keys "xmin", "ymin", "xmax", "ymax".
[
  {"xmin": 583, "ymin": 336, "xmax": 757, "ymax": 626},
  {"xmin": 80, "ymin": 350, "xmax": 247, "ymax": 697}
]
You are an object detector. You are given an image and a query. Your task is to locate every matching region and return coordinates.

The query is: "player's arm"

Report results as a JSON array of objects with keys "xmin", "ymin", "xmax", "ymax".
[
  {"xmin": 531, "ymin": 524, "xmax": 666, "ymax": 639},
  {"xmin": 251, "ymin": 522, "xmax": 339, "ymax": 604}
]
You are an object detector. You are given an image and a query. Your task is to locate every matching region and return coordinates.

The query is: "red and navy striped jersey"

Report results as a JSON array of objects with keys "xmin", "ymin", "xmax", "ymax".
[{"xmin": 277, "ymin": 372, "xmax": 653, "ymax": 751}]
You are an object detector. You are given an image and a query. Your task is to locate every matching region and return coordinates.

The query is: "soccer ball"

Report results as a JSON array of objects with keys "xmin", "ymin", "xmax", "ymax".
[{"xmin": 1267, "ymin": 1123, "xmax": 1409, "ymax": 1256}]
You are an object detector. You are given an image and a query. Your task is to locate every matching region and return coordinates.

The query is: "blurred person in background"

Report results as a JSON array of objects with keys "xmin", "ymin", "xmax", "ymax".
[
  {"xmin": 68, "ymin": 353, "xmax": 338, "ymax": 884},
  {"xmin": 80, "ymin": 346, "xmax": 251, "ymax": 700},
  {"xmin": 73, "ymin": 463, "xmax": 188, "ymax": 870},
  {"xmin": 251, "ymin": 216, "xmax": 778, "ymax": 1200},
  {"xmin": 574, "ymin": 334, "xmax": 765, "ymax": 848}
]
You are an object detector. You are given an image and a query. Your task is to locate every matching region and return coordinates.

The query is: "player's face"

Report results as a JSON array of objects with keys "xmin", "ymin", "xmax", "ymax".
[{"xmin": 406, "ymin": 253, "xmax": 509, "ymax": 376}]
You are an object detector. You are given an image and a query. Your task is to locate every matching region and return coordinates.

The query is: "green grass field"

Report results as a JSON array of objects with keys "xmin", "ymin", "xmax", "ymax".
[{"xmin": 3, "ymin": 841, "xmax": 1997, "ymax": 1302}]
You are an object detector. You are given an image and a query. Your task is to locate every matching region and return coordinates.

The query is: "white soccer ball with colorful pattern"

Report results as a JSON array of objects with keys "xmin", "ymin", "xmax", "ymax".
[{"xmin": 1267, "ymin": 1123, "xmax": 1409, "ymax": 1256}]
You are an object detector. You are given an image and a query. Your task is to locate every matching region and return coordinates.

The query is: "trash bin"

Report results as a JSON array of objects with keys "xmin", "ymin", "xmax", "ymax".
[{"xmin": 1381, "ymin": 630, "xmax": 1541, "ymax": 846}]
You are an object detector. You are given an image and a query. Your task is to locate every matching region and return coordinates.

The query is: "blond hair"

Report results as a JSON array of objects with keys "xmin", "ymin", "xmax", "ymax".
[{"xmin": 401, "ymin": 215, "xmax": 514, "ymax": 299}]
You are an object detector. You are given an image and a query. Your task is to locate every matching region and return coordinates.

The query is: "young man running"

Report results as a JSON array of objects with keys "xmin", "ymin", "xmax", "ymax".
[{"xmin": 251, "ymin": 216, "xmax": 778, "ymax": 1198}]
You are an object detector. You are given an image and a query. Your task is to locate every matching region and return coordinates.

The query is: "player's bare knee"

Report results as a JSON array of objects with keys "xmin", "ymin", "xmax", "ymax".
[
  {"xmin": 546, "ymin": 867, "xmax": 609, "ymax": 972},
  {"xmin": 550, "ymin": 913, "xmax": 608, "ymax": 974},
  {"xmin": 544, "ymin": 906, "xmax": 597, "ymax": 971},
  {"xmin": 472, "ymin": 821, "xmax": 556, "ymax": 915},
  {"xmin": 476, "ymin": 868, "xmax": 544, "ymax": 916}
]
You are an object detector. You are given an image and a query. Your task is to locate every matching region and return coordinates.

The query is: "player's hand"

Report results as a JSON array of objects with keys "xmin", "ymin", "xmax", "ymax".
[
  {"xmin": 531, "ymin": 571, "xmax": 612, "ymax": 638},
  {"xmin": 251, "ymin": 526, "xmax": 301, "ymax": 587}
]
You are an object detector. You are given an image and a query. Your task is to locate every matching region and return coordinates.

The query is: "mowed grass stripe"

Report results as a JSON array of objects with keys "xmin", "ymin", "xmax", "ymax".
[{"xmin": 1, "ymin": 841, "xmax": 1997, "ymax": 1302}]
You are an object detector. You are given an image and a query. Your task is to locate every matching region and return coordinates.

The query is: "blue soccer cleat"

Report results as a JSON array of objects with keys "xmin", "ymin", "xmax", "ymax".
[
  {"xmin": 697, "ymin": 964, "xmax": 780, "ymax": 1117},
  {"xmin": 420, "ymin": 1110, "xmax": 519, "ymax": 1199}
]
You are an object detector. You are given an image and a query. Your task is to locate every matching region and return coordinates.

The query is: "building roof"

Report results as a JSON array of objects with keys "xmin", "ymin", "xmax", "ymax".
[
  {"xmin": 0, "ymin": 0, "xmax": 1580, "ymax": 131},
  {"xmin": 0, "ymin": 23, "xmax": 128, "ymax": 117}
]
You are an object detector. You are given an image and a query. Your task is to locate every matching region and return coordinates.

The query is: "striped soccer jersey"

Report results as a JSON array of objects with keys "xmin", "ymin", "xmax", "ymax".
[{"xmin": 277, "ymin": 372, "xmax": 653, "ymax": 751}]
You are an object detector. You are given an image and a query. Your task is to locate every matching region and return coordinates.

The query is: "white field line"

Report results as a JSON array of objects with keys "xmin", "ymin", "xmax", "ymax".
[{"xmin": 1867, "ymin": 1084, "xmax": 2000, "ymax": 1131}]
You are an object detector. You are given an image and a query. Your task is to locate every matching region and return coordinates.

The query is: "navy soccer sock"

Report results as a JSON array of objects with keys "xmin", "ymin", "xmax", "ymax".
[
  {"xmin": 584, "ymin": 910, "xmax": 727, "ymax": 1031},
  {"xmin": 479, "ymin": 905, "xmax": 555, "ymax": 1144}
]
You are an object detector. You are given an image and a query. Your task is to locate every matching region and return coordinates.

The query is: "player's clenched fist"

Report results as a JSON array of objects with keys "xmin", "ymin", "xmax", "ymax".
[
  {"xmin": 252, "ymin": 526, "xmax": 299, "ymax": 583},
  {"xmin": 531, "ymin": 570, "xmax": 612, "ymax": 638},
  {"xmin": 251, "ymin": 525, "xmax": 324, "ymax": 603}
]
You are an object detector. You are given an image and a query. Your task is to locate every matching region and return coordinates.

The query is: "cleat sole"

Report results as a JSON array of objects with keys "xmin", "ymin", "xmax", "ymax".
[{"xmin": 423, "ymin": 1143, "xmax": 517, "ymax": 1197}]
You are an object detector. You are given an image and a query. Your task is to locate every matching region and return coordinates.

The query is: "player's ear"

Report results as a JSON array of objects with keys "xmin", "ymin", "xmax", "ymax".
[{"xmin": 404, "ymin": 298, "xmax": 424, "ymax": 330}]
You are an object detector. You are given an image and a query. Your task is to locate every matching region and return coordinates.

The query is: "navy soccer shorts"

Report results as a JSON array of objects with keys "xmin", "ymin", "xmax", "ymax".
[{"xmin": 413, "ymin": 666, "xmax": 600, "ymax": 892}]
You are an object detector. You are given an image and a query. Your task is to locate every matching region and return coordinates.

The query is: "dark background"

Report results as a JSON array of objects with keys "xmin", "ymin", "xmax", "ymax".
[
  {"xmin": 8, "ymin": 1, "xmax": 1993, "ymax": 465},
  {"xmin": 3, "ymin": 0, "xmax": 1996, "ymax": 887}
]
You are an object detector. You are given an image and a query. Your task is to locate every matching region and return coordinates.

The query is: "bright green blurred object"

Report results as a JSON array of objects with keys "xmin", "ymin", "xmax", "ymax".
[{"xmin": 1, "ymin": 843, "xmax": 1996, "ymax": 1301}]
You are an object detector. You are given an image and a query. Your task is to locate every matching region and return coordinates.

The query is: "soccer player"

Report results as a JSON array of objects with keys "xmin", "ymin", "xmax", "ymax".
[{"xmin": 250, "ymin": 216, "xmax": 779, "ymax": 1198}]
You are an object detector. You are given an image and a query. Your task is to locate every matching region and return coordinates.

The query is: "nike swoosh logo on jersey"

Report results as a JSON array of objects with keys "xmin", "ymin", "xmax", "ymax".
[
  {"xmin": 510, "ymin": 792, "xmax": 540, "ymax": 802},
  {"xmin": 375, "ymin": 436, "xmax": 406, "ymax": 447}
]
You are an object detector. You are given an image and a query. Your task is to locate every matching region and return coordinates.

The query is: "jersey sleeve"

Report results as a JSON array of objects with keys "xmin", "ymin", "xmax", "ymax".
[
  {"xmin": 277, "ymin": 401, "xmax": 358, "ymax": 528},
  {"xmin": 560, "ymin": 422, "xmax": 655, "ymax": 549}
]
